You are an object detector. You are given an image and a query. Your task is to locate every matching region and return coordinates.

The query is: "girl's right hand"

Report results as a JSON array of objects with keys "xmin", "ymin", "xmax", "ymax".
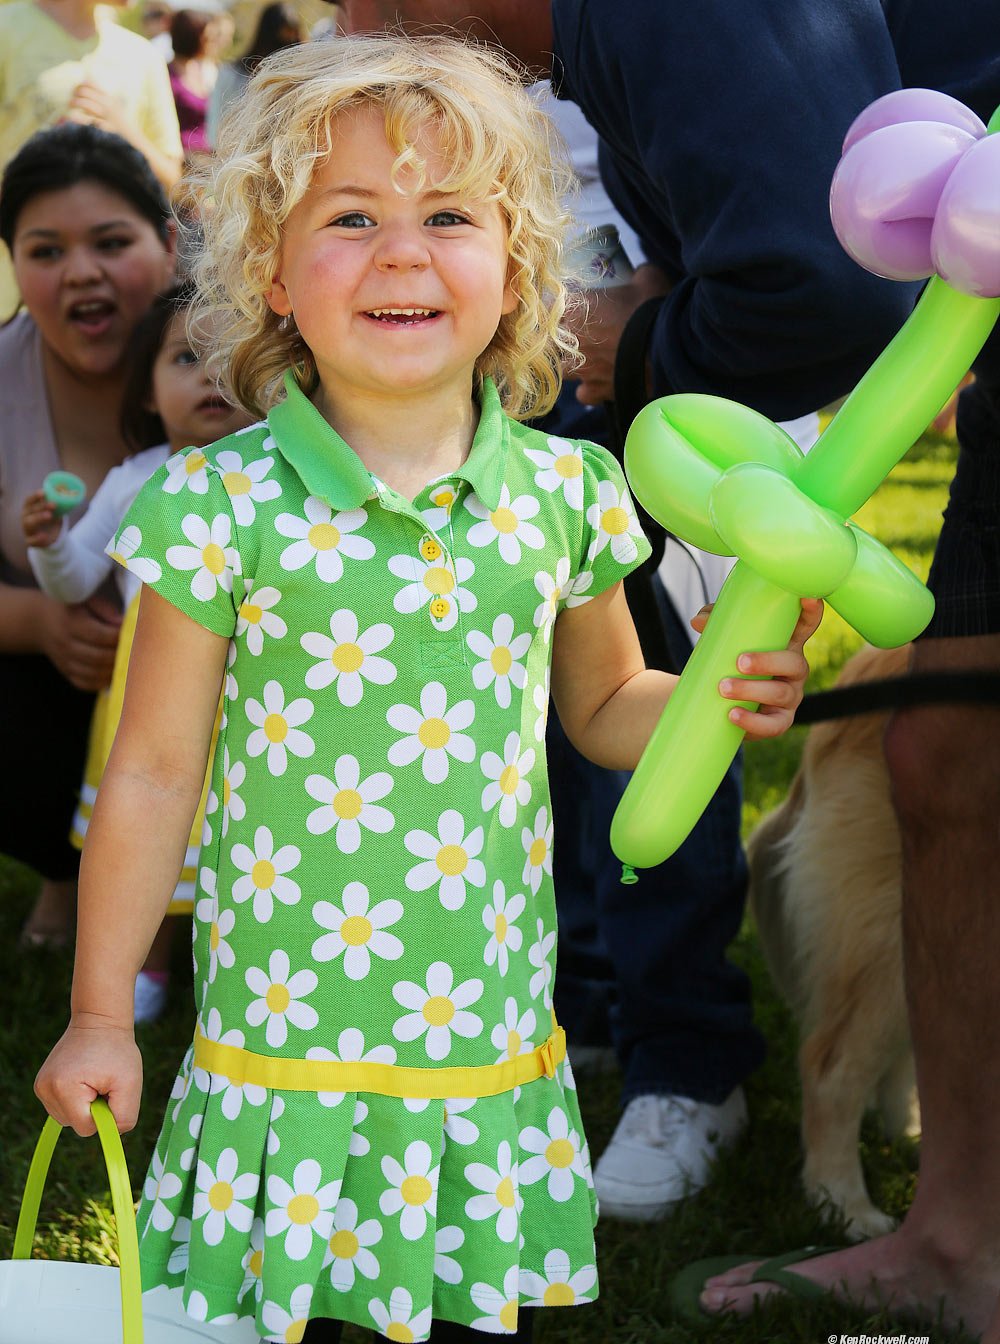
[
  {"xmin": 21, "ymin": 490, "xmax": 61, "ymax": 548},
  {"xmin": 34, "ymin": 1014, "xmax": 142, "ymax": 1137}
]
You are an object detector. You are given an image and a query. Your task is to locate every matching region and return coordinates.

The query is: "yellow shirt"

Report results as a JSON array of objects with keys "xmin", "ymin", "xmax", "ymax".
[{"xmin": 0, "ymin": 1, "xmax": 182, "ymax": 318}]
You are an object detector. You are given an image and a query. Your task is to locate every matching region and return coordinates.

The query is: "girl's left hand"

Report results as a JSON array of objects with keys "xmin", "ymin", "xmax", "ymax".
[{"xmin": 691, "ymin": 597, "xmax": 823, "ymax": 740}]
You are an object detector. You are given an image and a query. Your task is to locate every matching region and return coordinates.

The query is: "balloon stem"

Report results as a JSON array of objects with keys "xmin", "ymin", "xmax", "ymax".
[{"xmin": 620, "ymin": 863, "xmax": 638, "ymax": 885}]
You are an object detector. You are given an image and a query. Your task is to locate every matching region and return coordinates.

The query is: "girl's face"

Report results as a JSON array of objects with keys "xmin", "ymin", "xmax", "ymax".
[
  {"xmin": 150, "ymin": 310, "xmax": 254, "ymax": 449},
  {"xmin": 12, "ymin": 180, "xmax": 175, "ymax": 381},
  {"xmin": 266, "ymin": 105, "xmax": 518, "ymax": 414}
]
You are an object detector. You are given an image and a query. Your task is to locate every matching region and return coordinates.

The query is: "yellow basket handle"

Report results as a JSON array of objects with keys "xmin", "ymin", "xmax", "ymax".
[{"xmin": 13, "ymin": 1099, "xmax": 144, "ymax": 1343}]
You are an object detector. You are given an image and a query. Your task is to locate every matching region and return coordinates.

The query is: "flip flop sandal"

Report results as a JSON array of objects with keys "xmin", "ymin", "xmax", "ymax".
[{"xmin": 669, "ymin": 1245, "xmax": 842, "ymax": 1324}]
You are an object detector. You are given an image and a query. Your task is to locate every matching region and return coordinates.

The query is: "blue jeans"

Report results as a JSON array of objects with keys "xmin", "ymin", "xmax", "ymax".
[{"xmin": 549, "ymin": 578, "xmax": 764, "ymax": 1106}]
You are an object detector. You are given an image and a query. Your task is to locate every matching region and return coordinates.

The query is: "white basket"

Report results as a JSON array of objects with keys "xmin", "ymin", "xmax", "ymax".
[{"xmin": 0, "ymin": 1101, "xmax": 258, "ymax": 1343}]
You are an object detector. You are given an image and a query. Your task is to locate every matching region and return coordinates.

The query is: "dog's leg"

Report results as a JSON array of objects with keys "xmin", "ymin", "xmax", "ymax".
[{"xmin": 878, "ymin": 1047, "xmax": 920, "ymax": 1140}]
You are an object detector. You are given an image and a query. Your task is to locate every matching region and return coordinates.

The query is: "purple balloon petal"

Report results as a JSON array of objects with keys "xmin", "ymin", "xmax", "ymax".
[
  {"xmin": 831, "ymin": 122, "xmax": 976, "ymax": 279},
  {"xmin": 842, "ymin": 87, "xmax": 987, "ymax": 153},
  {"xmin": 931, "ymin": 135, "xmax": 1000, "ymax": 297}
]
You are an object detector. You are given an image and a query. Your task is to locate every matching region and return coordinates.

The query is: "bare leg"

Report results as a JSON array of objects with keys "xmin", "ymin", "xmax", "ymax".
[
  {"xmin": 702, "ymin": 634, "xmax": 1000, "ymax": 1335},
  {"xmin": 20, "ymin": 877, "xmax": 76, "ymax": 949}
]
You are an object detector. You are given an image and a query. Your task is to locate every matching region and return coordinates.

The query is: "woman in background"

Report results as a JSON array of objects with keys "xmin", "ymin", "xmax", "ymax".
[{"xmin": 205, "ymin": 1, "xmax": 304, "ymax": 149}]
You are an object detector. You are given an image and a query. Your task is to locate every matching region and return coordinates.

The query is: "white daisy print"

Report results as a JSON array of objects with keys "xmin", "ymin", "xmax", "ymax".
[
  {"xmin": 300, "ymin": 609, "xmax": 396, "ymax": 706},
  {"xmin": 392, "ymin": 961, "xmax": 484, "ymax": 1062},
  {"xmin": 305, "ymin": 756, "xmax": 394, "ymax": 853},
  {"xmin": 245, "ymin": 948, "xmax": 318, "ymax": 1048},
  {"xmin": 404, "ymin": 809, "xmax": 486, "ymax": 910},
  {"xmin": 237, "ymin": 1219, "xmax": 265, "ymax": 1306},
  {"xmin": 465, "ymin": 484, "xmax": 545, "ymax": 564},
  {"xmin": 532, "ymin": 556, "xmax": 571, "ymax": 641},
  {"xmin": 369, "ymin": 1289, "xmax": 433, "ymax": 1343},
  {"xmin": 379, "ymin": 1140, "xmax": 440, "ymax": 1241},
  {"xmin": 184, "ymin": 1291, "xmax": 238, "ymax": 1326},
  {"xmin": 194, "ymin": 880, "xmax": 235, "ymax": 984},
  {"xmin": 163, "ymin": 448, "xmax": 208, "ymax": 494},
  {"xmin": 192, "ymin": 1008, "xmax": 267, "ymax": 1119},
  {"xmin": 525, "ymin": 435, "xmax": 586, "ymax": 510},
  {"xmin": 204, "ymin": 746, "xmax": 246, "ymax": 839},
  {"xmin": 521, "ymin": 1251, "xmax": 597, "ymax": 1307},
  {"xmin": 311, "ymin": 882, "xmax": 404, "ymax": 981},
  {"xmin": 434, "ymin": 1224, "xmax": 465, "ymax": 1285},
  {"xmin": 236, "ymin": 584, "xmax": 286, "ymax": 655},
  {"xmin": 245, "ymin": 680, "xmax": 315, "ymax": 776},
  {"xmin": 482, "ymin": 881, "xmax": 525, "ymax": 977},
  {"xmin": 231, "ymin": 825, "xmax": 301, "ymax": 923},
  {"xmin": 443, "ymin": 1097, "xmax": 479, "ymax": 1148},
  {"xmin": 165, "ymin": 513, "xmax": 240, "ymax": 602},
  {"xmin": 276, "ymin": 497, "xmax": 374, "ymax": 582},
  {"xmin": 521, "ymin": 807, "xmax": 554, "ymax": 896},
  {"xmin": 480, "ymin": 732, "xmax": 535, "ymax": 828},
  {"xmin": 261, "ymin": 1285, "xmax": 313, "ymax": 1344},
  {"xmin": 519, "ymin": 1106, "xmax": 586, "ymax": 1202},
  {"xmin": 528, "ymin": 918, "xmax": 556, "ymax": 1008},
  {"xmin": 266, "ymin": 1158, "xmax": 341, "ymax": 1261},
  {"xmin": 422, "ymin": 482, "xmax": 459, "ymax": 532},
  {"xmin": 470, "ymin": 1265, "xmax": 523, "ymax": 1334},
  {"xmin": 491, "ymin": 997, "xmax": 537, "ymax": 1064},
  {"xmin": 267, "ymin": 1093, "xmax": 285, "ymax": 1157},
  {"xmin": 466, "ymin": 614, "xmax": 531, "ymax": 710},
  {"xmin": 587, "ymin": 477, "xmax": 645, "ymax": 565},
  {"xmin": 386, "ymin": 681, "xmax": 475, "ymax": 783},
  {"xmin": 143, "ymin": 1145, "xmax": 182, "ymax": 1232},
  {"xmin": 167, "ymin": 1217, "xmax": 191, "ymax": 1276},
  {"xmin": 322, "ymin": 1197, "xmax": 382, "ymax": 1292},
  {"xmin": 177, "ymin": 1111, "xmax": 203, "ymax": 1173},
  {"xmin": 216, "ymin": 449, "xmax": 281, "ymax": 525},
  {"xmin": 532, "ymin": 671, "xmax": 550, "ymax": 743},
  {"xmin": 192, "ymin": 1147, "xmax": 258, "ymax": 1246},
  {"xmin": 107, "ymin": 524, "xmax": 162, "ymax": 584},
  {"xmin": 306, "ymin": 1027, "xmax": 397, "ymax": 1109},
  {"xmin": 464, "ymin": 1140, "xmax": 522, "ymax": 1242},
  {"xmin": 388, "ymin": 552, "xmax": 476, "ymax": 632}
]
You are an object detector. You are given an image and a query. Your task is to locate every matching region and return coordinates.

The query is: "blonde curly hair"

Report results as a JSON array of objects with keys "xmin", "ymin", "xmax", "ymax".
[{"xmin": 184, "ymin": 32, "xmax": 580, "ymax": 420}]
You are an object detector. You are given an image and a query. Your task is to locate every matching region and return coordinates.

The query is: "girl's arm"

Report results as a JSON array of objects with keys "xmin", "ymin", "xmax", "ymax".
[
  {"xmin": 26, "ymin": 468, "xmax": 135, "ymax": 604},
  {"xmin": 551, "ymin": 580, "xmax": 820, "ymax": 771},
  {"xmin": 35, "ymin": 586, "xmax": 227, "ymax": 1136}
]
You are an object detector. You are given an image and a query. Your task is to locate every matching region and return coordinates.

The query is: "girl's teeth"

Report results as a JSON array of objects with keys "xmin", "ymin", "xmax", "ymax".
[{"xmin": 370, "ymin": 308, "xmax": 433, "ymax": 317}]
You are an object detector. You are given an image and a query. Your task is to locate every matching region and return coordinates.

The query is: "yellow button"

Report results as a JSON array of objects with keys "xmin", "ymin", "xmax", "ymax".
[
  {"xmin": 429, "ymin": 597, "xmax": 450, "ymax": 619},
  {"xmin": 421, "ymin": 538, "xmax": 442, "ymax": 562}
]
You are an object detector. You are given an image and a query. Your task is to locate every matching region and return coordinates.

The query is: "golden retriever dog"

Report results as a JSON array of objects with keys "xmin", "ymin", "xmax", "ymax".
[{"xmin": 748, "ymin": 642, "xmax": 919, "ymax": 1239}]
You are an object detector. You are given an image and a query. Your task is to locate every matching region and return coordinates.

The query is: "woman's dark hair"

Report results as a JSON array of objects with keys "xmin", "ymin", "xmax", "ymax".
[
  {"xmin": 121, "ymin": 282, "xmax": 197, "ymax": 453},
  {"xmin": 170, "ymin": 7, "xmax": 213, "ymax": 59},
  {"xmin": 0, "ymin": 124, "xmax": 170, "ymax": 251},
  {"xmin": 239, "ymin": 1, "xmax": 302, "ymax": 73}
]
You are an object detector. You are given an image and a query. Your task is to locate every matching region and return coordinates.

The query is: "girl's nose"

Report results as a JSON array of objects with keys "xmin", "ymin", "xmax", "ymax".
[{"xmin": 373, "ymin": 223, "xmax": 431, "ymax": 271}]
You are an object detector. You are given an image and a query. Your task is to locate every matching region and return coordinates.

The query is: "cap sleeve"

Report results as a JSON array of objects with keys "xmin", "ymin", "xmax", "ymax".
[
  {"xmin": 106, "ymin": 449, "xmax": 243, "ymax": 638},
  {"xmin": 569, "ymin": 439, "xmax": 652, "ymax": 605}
]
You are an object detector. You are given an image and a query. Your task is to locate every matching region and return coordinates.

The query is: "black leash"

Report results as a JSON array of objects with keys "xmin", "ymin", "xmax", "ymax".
[{"xmin": 796, "ymin": 670, "xmax": 1000, "ymax": 725}]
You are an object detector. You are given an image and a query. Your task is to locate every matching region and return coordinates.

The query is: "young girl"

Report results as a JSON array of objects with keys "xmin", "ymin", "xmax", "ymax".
[
  {"xmin": 35, "ymin": 35, "xmax": 819, "ymax": 1343},
  {"xmin": 22, "ymin": 283, "xmax": 253, "ymax": 1021}
]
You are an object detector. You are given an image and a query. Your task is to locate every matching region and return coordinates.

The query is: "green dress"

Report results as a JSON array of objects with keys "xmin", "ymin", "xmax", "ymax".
[{"xmin": 112, "ymin": 374, "xmax": 651, "ymax": 1342}]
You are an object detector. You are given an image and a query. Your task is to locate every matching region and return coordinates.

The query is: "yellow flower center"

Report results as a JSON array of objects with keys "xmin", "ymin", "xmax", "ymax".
[
  {"xmin": 240, "ymin": 601, "xmax": 263, "ymax": 625},
  {"xmin": 386, "ymin": 1326, "xmax": 414, "ymax": 1344},
  {"xmin": 266, "ymin": 982, "xmax": 290, "ymax": 1014},
  {"xmin": 252, "ymin": 858, "xmax": 276, "ymax": 889},
  {"xmin": 490, "ymin": 646, "xmax": 513, "ymax": 676},
  {"xmin": 400, "ymin": 1174, "xmax": 432, "ymax": 1206},
  {"xmin": 543, "ymin": 1282, "xmax": 575, "ymax": 1307},
  {"xmin": 499, "ymin": 1301, "xmax": 520, "ymax": 1332},
  {"xmin": 499, "ymin": 765, "xmax": 520, "ymax": 796},
  {"xmin": 331, "ymin": 642, "xmax": 364, "ymax": 673},
  {"xmin": 333, "ymin": 788, "xmax": 363, "ymax": 819},
  {"xmin": 248, "ymin": 1249, "xmax": 263, "ymax": 1278},
  {"xmin": 495, "ymin": 1176, "xmax": 516, "ymax": 1208},
  {"xmin": 329, "ymin": 1228, "xmax": 359, "ymax": 1260},
  {"xmin": 202, "ymin": 542, "xmax": 226, "ymax": 575},
  {"xmin": 422, "ymin": 995, "xmax": 455, "ymax": 1027},
  {"xmin": 601, "ymin": 506, "xmax": 629, "ymax": 536},
  {"xmin": 223, "ymin": 777, "xmax": 232, "ymax": 806},
  {"xmin": 436, "ymin": 844, "xmax": 467, "ymax": 876},
  {"xmin": 284, "ymin": 1323, "xmax": 306, "ymax": 1344},
  {"xmin": 185, "ymin": 451, "xmax": 206, "ymax": 475},
  {"xmin": 308, "ymin": 522, "xmax": 340, "ymax": 551},
  {"xmin": 490, "ymin": 506, "xmax": 519, "ymax": 534},
  {"xmin": 223, "ymin": 470, "xmax": 252, "ymax": 496},
  {"xmin": 264, "ymin": 713, "xmax": 288, "ymax": 743},
  {"xmin": 529, "ymin": 837, "xmax": 548, "ymax": 867},
  {"xmin": 423, "ymin": 566, "xmax": 455, "ymax": 595},
  {"xmin": 494, "ymin": 913, "xmax": 508, "ymax": 944},
  {"xmin": 506, "ymin": 1029, "xmax": 521, "ymax": 1059},
  {"xmin": 287, "ymin": 1192, "xmax": 319, "ymax": 1225},
  {"xmin": 545, "ymin": 1138, "xmax": 575, "ymax": 1169},
  {"xmin": 341, "ymin": 915, "xmax": 372, "ymax": 947},
  {"xmin": 208, "ymin": 1180, "xmax": 234, "ymax": 1212},
  {"xmin": 210, "ymin": 922, "xmax": 220, "ymax": 951},
  {"xmin": 555, "ymin": 452, "xmax": 583, "ymax": 479},
  {"xmin": 418, "ymin": 717, "xmax": 451, "ymax": 750},
  {"xmin": 434, "ymin": 490, "xmax": 454, "ymax": 510}
]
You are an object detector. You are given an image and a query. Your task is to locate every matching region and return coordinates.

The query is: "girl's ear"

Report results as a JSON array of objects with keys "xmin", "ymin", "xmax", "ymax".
[
  {"xmin": 501, "ymin": 262, "xmax": 519, "ymax": 317},
  {"xmin": 161, "ymin": 217, "xmax": 179, "ymax": 286},
  {"xmin": 265, "ymin": 272, "xmax": 293, "ymax": 317}
]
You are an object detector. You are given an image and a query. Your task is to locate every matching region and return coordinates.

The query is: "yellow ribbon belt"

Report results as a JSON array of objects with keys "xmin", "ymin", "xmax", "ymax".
[{"xmin": 193, "ymin": 1025, "xmax": 566, "ymax": 1100}]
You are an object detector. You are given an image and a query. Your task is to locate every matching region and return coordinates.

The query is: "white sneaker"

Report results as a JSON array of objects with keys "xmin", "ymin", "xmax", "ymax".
[
  {"xmin": 134, "ymin": 972, "xmax": 169, "ymax": 1025},
  {"xmin": 594, "ymin": 1088, "xmax": 748, "ymax": 1221}
]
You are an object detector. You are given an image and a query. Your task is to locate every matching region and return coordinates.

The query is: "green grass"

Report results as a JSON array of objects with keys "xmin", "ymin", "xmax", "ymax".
[{"xmin": 0, "ymin": 428, "xmax": 969, "ymax": 1343}]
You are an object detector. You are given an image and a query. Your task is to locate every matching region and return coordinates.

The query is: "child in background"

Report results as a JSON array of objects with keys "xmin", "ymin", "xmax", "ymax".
[
  {"xmin": 35, "ymin": 35, "xmax": 819, "ymax": 1342},
  {"xmin": 22, "ymin": 282, "xmax": 253, "ymax": 1022}
]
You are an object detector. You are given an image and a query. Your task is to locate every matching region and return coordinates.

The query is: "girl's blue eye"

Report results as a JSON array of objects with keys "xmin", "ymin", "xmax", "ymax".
[
  {"xmin": 427, "ymin": 210, "xmax": 468, "ymax": 227},
  {"xmin": 175, "ymin": 348, "xmax": 199, "ymax": 366},
  {"xmin": 332, "ymin": 211, "xmax": 373, "ymax": 229}
]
